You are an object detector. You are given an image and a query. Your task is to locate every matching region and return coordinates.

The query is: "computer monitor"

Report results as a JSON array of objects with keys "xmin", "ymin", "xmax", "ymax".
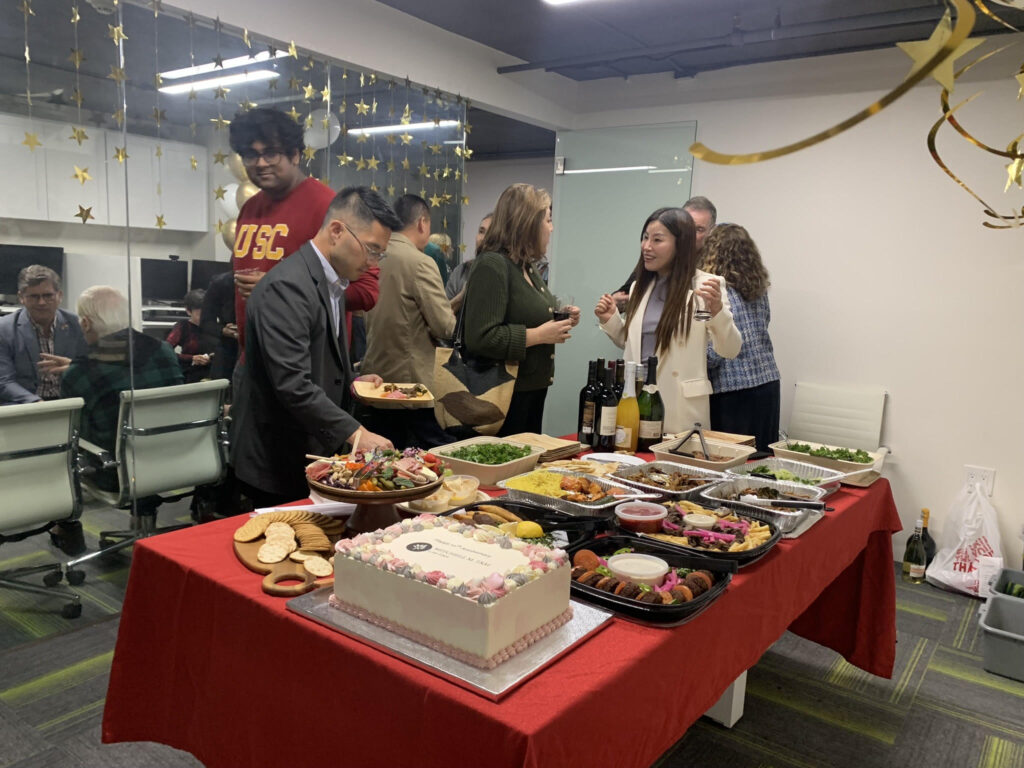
[
  {"xmin": 190, "ymin": 259, "xmax": 232, "ymax": 291},
  {"xmin": 140, "ymin": 258, "xmax": 188, "ymax": 303},
  {"xmin": 0, "ymin": 245, "xmax": 65, "ymax": 298}
]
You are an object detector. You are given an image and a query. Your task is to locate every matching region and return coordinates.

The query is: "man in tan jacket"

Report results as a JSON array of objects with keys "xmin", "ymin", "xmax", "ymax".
[{"xmin": 362, "ymin": 194, "xmax": 457, "ymax": 447}]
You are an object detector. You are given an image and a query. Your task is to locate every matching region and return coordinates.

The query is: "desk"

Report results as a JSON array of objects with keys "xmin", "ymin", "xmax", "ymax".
[{"xmin": 103, "ymin": 480, "xmax": 901, "ymax": 768}]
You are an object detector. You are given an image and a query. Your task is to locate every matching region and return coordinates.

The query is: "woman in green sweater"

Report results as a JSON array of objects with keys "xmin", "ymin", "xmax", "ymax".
[{"xmin": 463, "ymin": 183, "xmax": 578, "ymax": 435}]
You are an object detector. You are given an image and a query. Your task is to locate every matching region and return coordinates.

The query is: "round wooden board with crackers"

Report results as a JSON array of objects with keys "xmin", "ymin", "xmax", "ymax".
[{"xmin": 232, "ymin": 509, "xmax": 345, "ymax": 597}]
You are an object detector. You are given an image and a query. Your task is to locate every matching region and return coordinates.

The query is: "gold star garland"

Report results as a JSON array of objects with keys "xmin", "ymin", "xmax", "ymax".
[
  {"xmin": 153, "ymin": 6, "xmax": 166, "ymax": 229},
  {"xmin": 68, "ymin": 2, "xmax": 86, "ymax": 150},
  {"xmin": 21, "ymin": 0, "xmax": 40, "ymax": 153}
]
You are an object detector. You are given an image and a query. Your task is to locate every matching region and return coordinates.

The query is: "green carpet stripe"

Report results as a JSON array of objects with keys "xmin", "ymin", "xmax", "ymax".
[
  {"xmin": 918, "ymin": 699, "xmax": 1024, "ymax": 741},
  {"xmin": 691, "ymin": 720, "xmax": 823, "ymax": 768},
  {"xmin": 954, "ymin": 603, "xmax": 978, "ymax": 649},
  {"xmin": 38, "ymin": 697, "xmax": 105, "ymax": 736},
  {"xmin": 0, "ymin": 651, "xmax": 113, "ymax": 705},
  {"xmin": 746, "ymin": 675, "xmax": 900, "ymax": 744},
  {"xmin": 978, "ymin": 735, "xmax": 1024, "ymax": 768},
  {"xmin": 0, "ymin": 603, "xmax": 58, "ymax": 639},
  {"xmin": 888, "ymin": 637, "xmax": 929, "ymax": 705},
  {"xmin": 929, "ymin": 653, "xmax": 1024, "ymax": 699},
  {"xmin": 97, "ymin": 566, "xmax": 131, "ymax": 583},
  {"xmin": 0, "ymin": 550, "xmax": 61, "ymax": 569},
  {"xmin": 895, "ymin": 601, "xmax": 949, "ymax": 622},
  {"xmin": 80, "ymin": 588, "xmax": 121, "ymax": 614},
  {"xmin": 757, "ymin": 655, "xmax": 906, "ymax": 716}
]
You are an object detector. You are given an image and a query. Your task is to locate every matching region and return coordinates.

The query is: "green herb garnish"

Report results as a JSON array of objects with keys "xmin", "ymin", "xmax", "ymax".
[
  {"xmin": 787, "ymin": 442, "xmax": 873, "ymax": 463},
  {"xmin": 443, "ymin": 443, "xmax": 533, "ymax": 465}
]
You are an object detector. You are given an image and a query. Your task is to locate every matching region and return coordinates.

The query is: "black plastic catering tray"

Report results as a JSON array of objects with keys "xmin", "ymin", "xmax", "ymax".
[
  {"xmin": 455, "ymin": 498, "xmax": 610, "ymax": 547},
  {"xmin": 565, "ymin": 535, "xmax": 736, "ymax": 626}
]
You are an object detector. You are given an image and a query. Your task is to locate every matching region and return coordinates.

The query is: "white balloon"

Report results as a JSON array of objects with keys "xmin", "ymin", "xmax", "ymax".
[
  {"xmin": 218, "ymin": 183, "xmax": 240, "ymax": 219},
  {"xmin": 304, "ymin": 109, "xmax": 342, "ymax": 150}
]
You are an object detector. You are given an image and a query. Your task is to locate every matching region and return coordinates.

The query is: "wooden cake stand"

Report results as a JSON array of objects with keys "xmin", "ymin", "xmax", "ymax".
[{"xmin": 306, "ymin": 476, "xmax": 445, "ymax": 534}]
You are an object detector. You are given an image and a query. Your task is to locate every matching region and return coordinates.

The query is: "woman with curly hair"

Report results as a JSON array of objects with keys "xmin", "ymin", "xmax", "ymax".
[
  {"xmin": 594, "ymin": 207, "xmax": 741, "ymax": 434},
  {"xmin": 700, "ymin": 224, "xmax": 780, "ymax": 452}
]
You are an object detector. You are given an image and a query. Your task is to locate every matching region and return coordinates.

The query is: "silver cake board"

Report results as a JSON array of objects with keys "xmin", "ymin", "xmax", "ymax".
[{"xmin": 287, "ymin": 588, "xmax": 612, "ymax": 701}]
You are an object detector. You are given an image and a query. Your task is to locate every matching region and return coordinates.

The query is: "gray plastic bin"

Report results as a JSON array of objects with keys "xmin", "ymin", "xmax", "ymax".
[
  {"xmin": 979, "ymin": 594, "xmax": 1024, "ymax": 683},
  {"xmin": 991, "ymin": 567, "xmax": 1024, "ymax": 602}
]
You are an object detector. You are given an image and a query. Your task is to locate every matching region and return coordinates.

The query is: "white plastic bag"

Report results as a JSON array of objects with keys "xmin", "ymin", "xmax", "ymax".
[{"xmin": 925, "ymin": 481, "xmax": 1004, "ymax": 596}]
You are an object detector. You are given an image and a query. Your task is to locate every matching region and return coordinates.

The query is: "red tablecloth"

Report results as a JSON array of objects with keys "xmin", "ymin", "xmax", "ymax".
[{"xmin": 103, "ymin": 480, "xmax": 901, "ymax": 768}]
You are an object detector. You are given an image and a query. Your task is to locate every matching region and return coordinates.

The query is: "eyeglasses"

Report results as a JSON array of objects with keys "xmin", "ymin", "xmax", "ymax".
[
  {"xmin": 21, "ymin": 292, "xmax": 58, "ymax": 303},
  {"xmin": 343, "ymin": 221, "xmax": 387, "ymax": 262},
  {"xmin": 239, "ymin": 147, "xmax": 284, "ymax": 166}
]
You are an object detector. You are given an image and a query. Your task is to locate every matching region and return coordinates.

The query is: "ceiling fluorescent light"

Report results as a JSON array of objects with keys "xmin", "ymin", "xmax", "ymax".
[
  {"xmin": 160, "ymin": 50, "xmax": 288, "ymax": 80},
  {"xmin": 159, "ymin": 70, "xmax": 278, "ymax": 95},
  {"xmin": 563, "ymin": 165, "xmax": 656, "ymax": 174},
  {"xmin": 543, "ymin": 0, "xmax": 590, "ymax": 5},
  {"xmin": 647, "ymin": 168, "xmax": 692, "ymax": 174},
  {"xmin": 348, "ymin": 120, "xmax": 460, "ymax": 135}
]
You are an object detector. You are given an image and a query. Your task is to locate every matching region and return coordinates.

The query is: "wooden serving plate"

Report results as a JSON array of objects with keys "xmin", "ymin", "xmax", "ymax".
[
  {"xmin": 233, "ymin": 538, "xmax": 333, "ymax": 597},
  {"xmin": 351, "ymin": 381, "xmax": 434, "ymax": 409}
]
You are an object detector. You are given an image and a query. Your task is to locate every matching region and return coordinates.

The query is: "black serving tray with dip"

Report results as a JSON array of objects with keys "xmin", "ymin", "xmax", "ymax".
[{"xmin": 564, "ymin": 536, "xmax": 735, "ymax": 626}]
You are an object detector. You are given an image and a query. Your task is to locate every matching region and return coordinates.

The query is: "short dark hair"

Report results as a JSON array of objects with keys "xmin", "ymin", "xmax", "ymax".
[
  {"xmin": 228, "ymin": 107, "xmax": 304, "ymax": 158},
  {"xmin": 325, "ymin": 186, "xmax": 402, "ymax": 232},
  {"xmin": 683, "ymin": 195, "xmax": 717, "ymax": 226},
  {"xmin": 18, "ymin": 265, "xmax": 61, "ymax": 293},
  {"xmin": 392, "ymin": 194, "xmax": 429, "ymax": 229},
  {"xmin": 183, "ymin": 289, "xmax": 206, "ymax": 311}
]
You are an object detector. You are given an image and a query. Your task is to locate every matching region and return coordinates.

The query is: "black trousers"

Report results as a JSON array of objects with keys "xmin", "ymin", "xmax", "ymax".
[
  {"xmin": 709, "ymin": 379, "xmax": 781, "ymax": 454},
  {"xmin": 498, "ymin": 388, "xmax": 548, "ymax": 436}
]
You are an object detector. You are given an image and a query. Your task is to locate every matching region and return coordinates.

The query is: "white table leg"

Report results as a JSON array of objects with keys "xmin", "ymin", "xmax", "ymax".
[{"xmin": 703, "ymin": 670, "xmax": 746, "ymax": 728}]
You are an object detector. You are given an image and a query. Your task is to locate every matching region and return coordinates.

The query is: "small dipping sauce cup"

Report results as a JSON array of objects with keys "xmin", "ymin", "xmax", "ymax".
[
  {"xmin": 614, "ymin": 501, "xmax": 668, "ymax": 533},
  {"xmin": 607, "ymin": 553, "xmax": 670, "ymax": 587}
]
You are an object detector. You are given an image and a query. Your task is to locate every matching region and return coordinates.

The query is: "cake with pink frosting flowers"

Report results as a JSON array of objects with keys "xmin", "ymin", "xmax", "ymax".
[{"xmin": 331, "ymin": 514, "xmax": 572, "ymax": 668}]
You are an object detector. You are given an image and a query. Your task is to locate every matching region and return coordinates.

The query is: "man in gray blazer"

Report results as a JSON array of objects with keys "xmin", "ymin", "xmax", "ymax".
[
  {"xmin": 0, "ymin": 265, "xmax": 87, "ymax": 405},
  {"xmin": 231, "ymin": 187, "xmax": 401, "ymax": 507}
]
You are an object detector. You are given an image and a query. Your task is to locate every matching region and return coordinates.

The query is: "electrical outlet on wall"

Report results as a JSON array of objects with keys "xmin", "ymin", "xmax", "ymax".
[{"xmin": 963, "ymin": 465, "xmax": 995, "ymax": 496}]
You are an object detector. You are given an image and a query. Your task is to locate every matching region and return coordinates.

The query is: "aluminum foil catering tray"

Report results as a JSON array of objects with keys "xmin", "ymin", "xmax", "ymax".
[
  {"xmin": 497, "ymin": 469, "xmax": 657, "ymax": 517},
  {"xmin": 726, "ymin": 456, "xmax": 846, "ymax": 492},
  {"xmin": 701, "ymin": 477, "xmax": 826, "ymax": 535},
  {"xmin": 610, "ymin": 461, "xmax": 725, "ymax": 501}
]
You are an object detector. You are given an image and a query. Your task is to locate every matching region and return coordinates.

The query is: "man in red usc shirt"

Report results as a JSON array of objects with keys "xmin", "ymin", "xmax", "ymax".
[{"xmin": 229, "ymin": 108, "xmax": 337, "ymax": 347}]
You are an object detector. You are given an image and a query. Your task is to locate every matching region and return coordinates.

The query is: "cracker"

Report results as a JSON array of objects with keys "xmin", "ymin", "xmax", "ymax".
[
  {"xmin": 289, "ymin": 550, "xmax": 319, "ymax": 562},
  {"xmin": 265, "ymin": 536, "xmax": 298, "ymax": 553},
  {"xmin": 257, "ymin": 542, "xmax": 288, "ymax": 563},
  {"xmin": 265, "ymin": 522, "xmax": 294, "ymax": 537},
  {"xmin": 233, "ymin": 515, "xmax": 272, "ymax": 542},
  {"xmin": 303, "ymin": 555, "xmax": 333, "ymax": 577}
]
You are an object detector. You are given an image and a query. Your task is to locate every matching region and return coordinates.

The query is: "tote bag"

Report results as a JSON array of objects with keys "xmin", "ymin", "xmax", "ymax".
[{"xmin": 433, "ymin": 263, "xmax": 518, "ymax": 436}]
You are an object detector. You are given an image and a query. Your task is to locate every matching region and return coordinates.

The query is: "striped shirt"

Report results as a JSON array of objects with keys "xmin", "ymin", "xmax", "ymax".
[
  {"xmin": 31, "ymin": 318, "xmax": 61, "ymax": 400},
  {"xmin": 707, "ymin": 286, "xmax": 779, "ymax": 393}
]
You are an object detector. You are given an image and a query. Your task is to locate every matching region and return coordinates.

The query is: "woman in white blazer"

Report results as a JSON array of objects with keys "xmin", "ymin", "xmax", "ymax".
[{"xmin": 594, "ymin": 207, "xmax": 741, "ymax": 435}]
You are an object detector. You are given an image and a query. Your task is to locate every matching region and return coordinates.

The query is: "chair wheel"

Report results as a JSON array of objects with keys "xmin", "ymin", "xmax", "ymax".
[
  {"xmin": 43, "ymin": 570, "xmax": 63, "ymax": 587},
  {"xmin": 66, "ymin": 569, "xmax": 86, "ymax": 586},
  {"xmin": 61, "ymin": 602, "xmax": 82, "ymax": 619}
]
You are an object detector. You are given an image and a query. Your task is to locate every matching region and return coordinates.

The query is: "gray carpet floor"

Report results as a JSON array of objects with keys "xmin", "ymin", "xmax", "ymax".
[{"xmin": 2, "ymin": 499, "xmax": 1023, "ymax": 768}]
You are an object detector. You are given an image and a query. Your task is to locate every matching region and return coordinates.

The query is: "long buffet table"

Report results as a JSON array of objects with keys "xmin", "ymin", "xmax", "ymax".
[{"xmin": 102, "ymin": 479, "xmax": 901, "ymax": 768}]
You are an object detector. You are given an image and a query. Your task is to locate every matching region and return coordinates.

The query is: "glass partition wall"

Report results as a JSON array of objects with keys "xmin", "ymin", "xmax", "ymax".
[{"xmin": 0, "ymin": 0, "xmax": 466, "ymax": 522}]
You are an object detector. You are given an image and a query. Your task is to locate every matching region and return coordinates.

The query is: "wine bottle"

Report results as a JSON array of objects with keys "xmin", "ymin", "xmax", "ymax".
[
  {"xmin": 595, "ymin": 366, "xmax": 619, "ymax": 452},
  {"xmin": 615, "ymin": 362, "xmax": 639, "ymax": 452},
  {"xmin": 577, "ymin": 360, "xmax": 599, "ymax": 445},
  {"xmin": 613, "ymin": 359, "xmax": 625, "ymax": 401},
  {"xmin": 901, "ymin": 518, "xmax": 927, "ymax": 584},
  {"xmin": 636, "ymin": 356, "xmax": 665, "ymax": 452},
  {"xmin": 634, "ymin": 359, "xmax": 646, "ymax": 395},
  {"xmin": 920, "ymin": 508, "xmax": 937, "ymax": 566}
]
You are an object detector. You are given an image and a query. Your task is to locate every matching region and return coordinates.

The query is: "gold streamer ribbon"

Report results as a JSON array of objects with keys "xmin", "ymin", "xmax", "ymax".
[
  {"xmin": 690, "ymin": 0, "xmax": 976, "ymax": 165},
  {"xmin": 974, "ymin": 0, "xmax": 1023, "ymax": 32},
  {"xmin": 939, "ymin": 43, "xmax": 1019, "ymax": 157}
]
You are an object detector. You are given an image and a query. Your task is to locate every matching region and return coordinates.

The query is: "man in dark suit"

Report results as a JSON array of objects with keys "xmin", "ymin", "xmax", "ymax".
[
  {"xmin": 0, "ymin": 265, "xmax": 87, "ymax": 405},
  {"xmin": 230, "ymin": 187, "xmax": 401, "ymax": 507}
]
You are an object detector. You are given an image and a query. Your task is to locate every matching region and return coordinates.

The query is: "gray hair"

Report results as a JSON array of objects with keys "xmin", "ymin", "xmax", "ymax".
[
  {"xmin": 682, "ymin": 196, "xmax": 717, "ymax": 227},
  {"xmin": 76, "ymin": 286, "xmax": 129, "ymax": 337},
  {"xmin": 18, "ymin": 265, "xmax": 61, "ymax": 293}
]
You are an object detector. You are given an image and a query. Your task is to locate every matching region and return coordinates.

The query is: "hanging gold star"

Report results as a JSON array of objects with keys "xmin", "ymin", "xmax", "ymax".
[
  {"xmin": 401, "ymin": 157, "xmax": 410, "ymax": 170},
  {"xmin": 288, "ymin": 41, "xmax": 298, "ymax": 58},
  {"xmin": 459, "ymin": 243, "xmax": 466, "ymax": 254},
  {"xmin": 210, "ymin": 116, "xmax": 230, "ymax": 130},
  {"xmin": 386, "ymin": 161, "xmax": 395, "ymax": 173},
  {"xmin": 355, "ymin": 157, "xmax": 367, "ymax": 171},
  {"xmin": 321, "ymin": 86, "xmax": 331, "ymax": 102},
  {"xmin": 336, "ymin": 153, "xmax": 353, "ymax": 167},
  {"xmin": 212, "ymin": 53, "xmax": 224, "ymax": 69},
  {"xmin": 302, "ymin": 146, "xmax": 317, "ymax": 161},
  {"xmin": 241, "ymin": 100, "xmax": 258, "ymax": 112},
  {"xmin": 152, "ymin": 107, "xmax": 167, "ymax": 125},
  {"xmin": 387, "ymin": 185, "xmax": 396, "ymax": 197},
  {"xmin": 464, "ymin": 122, "xmax": 472, "ymax": 135},
  {"xmin": 286, "ymin": 106, "xmax": 301, "ymax": 123},
  {"xmin": 112, "ymin": 109, "xmax": 125, "ymax": 127},
  {"xmin": 399, "ymin": 132, "xmax": 413, "ymax": 146},
  {"xmin": 359, "ymin": 72, "xmax": 365, "ymax": 88},
  {"xmin": 242, "ymin": 28, "xmax": 251, "ymax": 48},
  {"xmin": 321, "ymin": 115, "xmax": 330, "ymax": 130},
  {"xmin": 68, "ymin": 48, "xmax": 85, "ymax": 68},
  {"xmin": 267, "ymin": 78, "xmax": 279, "ymax": 92},
  {"xmin": 442, "ymin": 166, "xmax": 451, "ymax": 178},
  {"xmin": 214, "ymin": 86, "xmax": 229, "ymax": 100},
  {"xmin": 107, "ymin": 66, "xmax": 126, "ymax": 84},
  {"xmin": 214, "ymin": 185, "xmax": 227, "ymax": 200},
  {"xmin": 443, "ymin": 193, "xmax": 453, "ymax": 203},
  {"xmin": 184, "ymin": 88, "xmax": 196, "ymax": 102},
  {"xmin": 215, "ymin": 219, "xmax": 224, "ymax": 233},
  {"xmin": 370, "ymin": 183, "xmax": 379, "ymax": 192},
  {"xmin": 428, "ymin": 194, "xmax": 443, "ymax": 208},
  {"xmin": 367, "ymin": 156, "xmax": 380, "ymax": 171},
  {"xmin": 429, "ymin": 143, "xmax": 442, "ymax": 155},
  {"xmin": 386, "ymin": 133, "xmax": 397, "ymax": 145},
  {"xmin": 455, "ymin": 170, "xmax": 461, "ymax": 180},
  {"xmin": 70, "ymin": 4, "xmax": 79, "ymax": 23},
  {"xmin": 288, "ymin": 76, "xmax": 301, "ymax": 91},
  {"xmin": 213, "ymin": 149, "xmax": 228, "ymax": 165},
  {"xmin": 22, "ymin": 132, "xmax": 42, "ymax": 151},
  {"xmin": 418, "ymin": 163, "xmax": 430, "ymax": 176},
  {"xmin": 355, "ymin": 133, "xmax": 368, "ymax": 144},
  {"xmin": 113, "ymin": 146, "xmax": 128, "ymax": 163},
  {"xmin": 461, "ymin": 195, "xmax": 470, "ymax": 205},
  {"xmin": 74, "ymin": 205, "xmax": 94, "ymax": 223},
  {"xmin": 432, "ymin": 169, "xmax": 441, "ymax": 180},
  {"xmin": 338, "ymin": 99, "xmax": 348, "ymax": 114},
  {"xmin": 68, "ymin": 126, "xmax": 88, "ymax": 145},
  {"xmin": 190, "ymin": 155, "xmax": 198, "ymax": 170},
  {"xmin": 354, "ymin": 99, "xmax": 370, "ymax": 116},
  {"xmin": 454, "ymin": 146, "xmax": 463, "ymax": 157},
  {"xmin": 896, "ymin": 11, "xmax": 984, "ymax": 93},
  {"xmin": 71, "ymin": 88, "xmax": 83, "ymax": 107},
  {"xmin": 19, "ymin": 0, "xmax": 35, "ymax": 16},
  {"xmin": 463, "ymin": 147, "xmax": 473, "ymax": 160},
  {"xmin": 302, "ymin": 82, "xmax": 316, "ymax": 100},
  {"xmin": 1005, "ymin": 156, "xmax": 1024, "ymax": 191},
  {"xmin": 150, "ymin": 0, "xmax": 161, "ymax": 15},
  {"xmin": 372, "ymin": 99, "xmax": 378, "ymax": 114},
  {"xmin": 72, "ymin": 166, "xmax": 92, "ymax": 185},
  {"xmin": 304, "ymin": 113, "xmax": 313, "ymax": 128},
  {"xmin": 303, "ymin": 56, "xmax": 315, "ymax": 71},
  {"xmin": 155, "ymin": 214, "xmax": 167, "ymax": 229},
  {"xmin": 108, "ymin": 24, "xmax": 128, "ymax": 45}
]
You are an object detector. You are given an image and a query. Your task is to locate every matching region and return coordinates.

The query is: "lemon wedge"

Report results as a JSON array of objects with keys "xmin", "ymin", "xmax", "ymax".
[
  {"xmin": 515, "ymin": 521, "xmax": 544, "ymax": 539},
  {"xmin": 498, "ymin": 522, "xmax": 519, "ymax": 535}
]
